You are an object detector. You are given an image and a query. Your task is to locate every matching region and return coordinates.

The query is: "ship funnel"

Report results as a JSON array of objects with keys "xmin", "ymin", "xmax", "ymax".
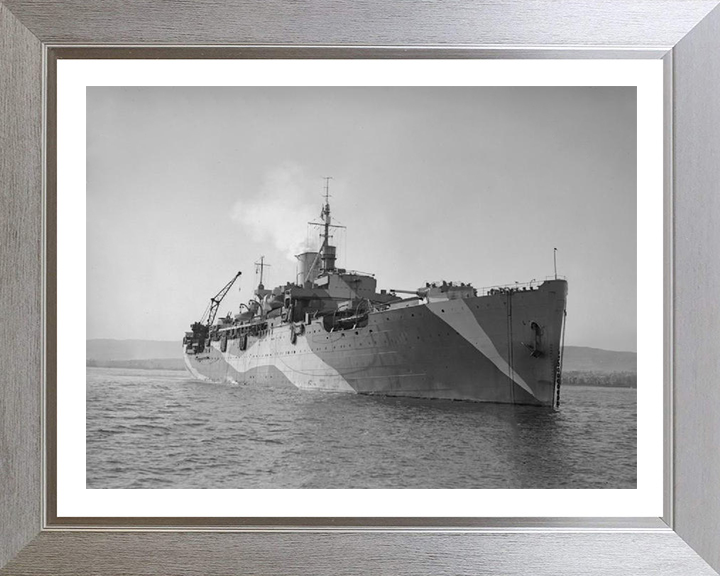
[
  {"xmin": 296, "ymin": 251, "xmax": 320, "ymax": 285},
  {"xmin": 322, "ymin": 245, "xmax": 337, "ymax": 272}
]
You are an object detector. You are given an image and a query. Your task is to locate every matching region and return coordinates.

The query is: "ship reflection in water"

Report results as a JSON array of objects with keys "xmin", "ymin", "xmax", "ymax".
[{"xmin": 87, "ymin": 367, "xmax": 636, "ymax": 489}]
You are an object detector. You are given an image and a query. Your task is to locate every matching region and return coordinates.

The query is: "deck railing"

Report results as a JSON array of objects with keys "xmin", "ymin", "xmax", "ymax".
[{"xmin": 476, "ymin": 275, "xmax": 567, "ymax": 296}]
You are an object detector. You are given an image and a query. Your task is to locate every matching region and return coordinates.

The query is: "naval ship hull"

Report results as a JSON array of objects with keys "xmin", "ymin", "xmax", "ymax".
[{"xmin": 184, "ymin": 279, "xmax": 568, "ymax": 407}]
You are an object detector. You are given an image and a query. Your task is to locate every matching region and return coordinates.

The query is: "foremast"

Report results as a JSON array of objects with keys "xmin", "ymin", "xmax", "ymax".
[{"xmin": 319, "ymin": 176, "xmax": 338, "ymax": 273}]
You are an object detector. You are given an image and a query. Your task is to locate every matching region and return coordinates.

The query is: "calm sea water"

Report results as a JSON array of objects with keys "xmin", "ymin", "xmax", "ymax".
[{"xmin": 86, "ymin": 367, "xmax": 636, "ymax": 489}]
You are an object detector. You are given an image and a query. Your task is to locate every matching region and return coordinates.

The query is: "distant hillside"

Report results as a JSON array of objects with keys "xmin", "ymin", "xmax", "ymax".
[
  {"xmin": 87, "ymin": 358, "xmax": 185, "ymax": 371},
  {"xmin": 563, "ymin": 371, "xmax": 636, "ymax": 389},
  {"xmin": 562, "ymin": 346, "xmax": 636, "ymax": 374},
  {"xmin": 87, "ymin": 339, "xmax": 181, "ymax": 361},
  {"xmin": 87, "ymin": 340, "xmax": 636, "ymax": 373}
]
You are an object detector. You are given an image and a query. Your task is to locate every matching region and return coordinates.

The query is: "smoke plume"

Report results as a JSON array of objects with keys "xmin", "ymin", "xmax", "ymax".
[{"xmin": 231, "ymin": 164, "xmax": 323, "ymax": 261}]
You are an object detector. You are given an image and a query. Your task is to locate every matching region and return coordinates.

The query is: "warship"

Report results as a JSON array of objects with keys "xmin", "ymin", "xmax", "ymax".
[{"xmin": 183, "ymin": 181, "xmax": 568, "ymax": 407}]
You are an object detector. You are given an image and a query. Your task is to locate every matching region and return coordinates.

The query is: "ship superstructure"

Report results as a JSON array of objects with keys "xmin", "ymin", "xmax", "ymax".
[{"xmin": 183, "ymin": 182, "xmax": 568, "ymax": 407}]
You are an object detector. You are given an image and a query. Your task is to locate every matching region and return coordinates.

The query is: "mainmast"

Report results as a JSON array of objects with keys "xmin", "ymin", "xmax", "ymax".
[{"xmin": 254, "ymin": 255, "xmax": 270, "ymax": 290}]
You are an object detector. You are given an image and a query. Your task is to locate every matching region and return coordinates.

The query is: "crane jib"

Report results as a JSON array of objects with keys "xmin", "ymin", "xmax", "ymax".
[{"xmin": 203, "ymin": 271, "xmax": 242, "ymax": 327}]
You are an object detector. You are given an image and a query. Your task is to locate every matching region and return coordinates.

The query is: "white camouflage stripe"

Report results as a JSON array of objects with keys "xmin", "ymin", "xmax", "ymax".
[{"xmin": 426, "ymin": 300, "xmax": 535, "ymax": 396}]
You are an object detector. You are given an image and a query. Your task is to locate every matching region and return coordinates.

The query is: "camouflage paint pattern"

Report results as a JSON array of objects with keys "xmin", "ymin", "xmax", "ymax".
[{"xmin": 184, "ymin": 279, "xmax": 568, "ymax": 407}]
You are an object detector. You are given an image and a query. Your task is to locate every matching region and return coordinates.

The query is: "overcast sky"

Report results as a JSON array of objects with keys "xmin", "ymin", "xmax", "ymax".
[{"xmin": 87, "ymin": 86, "xmax": 636, "ymax": 351}]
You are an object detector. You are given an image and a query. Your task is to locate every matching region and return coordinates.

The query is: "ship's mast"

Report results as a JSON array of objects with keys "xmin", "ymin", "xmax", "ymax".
[
  {"xmin": 321, "ymin": 176, "xmax": 332, "ymax": 253},
  {"xmin": 254, "ymin": 255, "xmax": 270, "ymax": 289},
  {"xmin": 305, "ymin": 177, "xmax": 345, "ymax": 279},
  {"xmin": 319, "ymin": 176, "xmax": 339, "ymax": 272}
]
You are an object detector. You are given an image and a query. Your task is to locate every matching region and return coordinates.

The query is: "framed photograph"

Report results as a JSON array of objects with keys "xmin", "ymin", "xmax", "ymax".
[{"xmin": 2, "ymin": 1, "xmax": 720, "ymax": 575}]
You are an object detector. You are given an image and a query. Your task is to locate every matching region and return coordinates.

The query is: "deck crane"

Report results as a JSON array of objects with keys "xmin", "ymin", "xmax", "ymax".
[{"xmin": 201, "ymin": 271, "xmax": 242, "ymax": 327}]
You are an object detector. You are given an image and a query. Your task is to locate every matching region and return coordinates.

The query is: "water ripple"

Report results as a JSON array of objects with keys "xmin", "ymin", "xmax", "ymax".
[{"xmin": 86, "ymin": 367, "xmax": 636, "ymax": 489}]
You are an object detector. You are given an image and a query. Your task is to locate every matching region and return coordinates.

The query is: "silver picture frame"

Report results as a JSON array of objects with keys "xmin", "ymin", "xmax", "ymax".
[{"xmin": 2, "ymin": 1, "xmax": 720, "ymax": 574}]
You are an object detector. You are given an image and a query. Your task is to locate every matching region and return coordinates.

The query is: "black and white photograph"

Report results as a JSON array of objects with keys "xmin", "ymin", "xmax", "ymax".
[
  {"xmin": 9, "ymin": 2, "xmax": 720, "ymax": 574},
  {"xmin": 85, "ymin": 85, "xmax": 638, "ymax": 490}
]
